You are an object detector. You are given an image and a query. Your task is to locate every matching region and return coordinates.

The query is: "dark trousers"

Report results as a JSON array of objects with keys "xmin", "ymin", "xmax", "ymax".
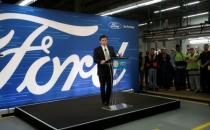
[
  {"xmin": 139, "ymin": 70, "xmax": 144, "ymax": 90},
  {"xmin": 186, "ymin": 70, "xmax": 191, "ymax": 89},
  {"xmin": 144, "ymin": 69, "xmax": 149, "ymax": 86},
  {"xmin": 174, "ymin": 68, "xmax": 186, "ymax": 90},
  {"xmin": 161, "ymin": 70, "xmax": 171, "ymax": 89},
  {"xmin": 99, "ymin": 72, "xmax": 112, "ymax": 105},
  {"xmin": 157, "ymin": 68, "xmax": 162, "ymax": 87},
  {"xmin": 200, "ymin": 69, "xmax": 210, "ymax": 92}
]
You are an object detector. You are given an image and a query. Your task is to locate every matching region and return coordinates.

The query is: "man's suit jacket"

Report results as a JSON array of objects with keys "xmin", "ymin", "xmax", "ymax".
[{"xmin": 93, "ymin": 45, "xmax": 116, "ymax": 76}]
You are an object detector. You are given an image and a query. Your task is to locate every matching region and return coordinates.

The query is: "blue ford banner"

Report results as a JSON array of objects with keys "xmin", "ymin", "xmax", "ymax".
[{"xmin": 0, "ymin": 4, "xmax": 139, "ymax": 108}]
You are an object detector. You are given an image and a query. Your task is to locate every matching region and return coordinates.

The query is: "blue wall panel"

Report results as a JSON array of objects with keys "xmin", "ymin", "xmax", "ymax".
[{"xmin": 0, "ymin": 4, "xmax": 139, "ymax": 108}]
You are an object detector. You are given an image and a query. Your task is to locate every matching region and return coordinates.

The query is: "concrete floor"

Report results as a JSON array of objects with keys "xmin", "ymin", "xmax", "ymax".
[
  {"xmin": 0, "ymin": 99, "xmax": 209, "ymax": 130},
  {"xmin": 144, "ymin": 88, "xmax": 210, "ymax": 103},
  {"xmin": 107, "ymin": 101, "xmax": 210, "ymax": 130}
]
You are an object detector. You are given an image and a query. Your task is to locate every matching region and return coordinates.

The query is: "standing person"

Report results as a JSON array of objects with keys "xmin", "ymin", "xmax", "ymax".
[
  {"xmin": 158, "ymin": 48, "xmax": 173, "ymax": 89},
  {"xmin": 186, "ymin": 46, "xmax": 191, "ymax": 90},
  {"xmin": 139, "ymin": 52, "xmax": 144, "ymax": 90},
  {"xmin": 144, "ymin": 51, "xmax": 150, "ymax": 88},
  {"xmin": 156, "ymin": 49, "xmax": 162, "ymax": 88},
  {"xmin": 174, "ymin": 44, "xmax": 186, "ymax": 90},
  {"xmin": 93, "ymin": 35, "xmax": 116, "ymax": 106},
  {"xmin": 197, "ymin": 44, "xmax": 210, "ymax": 92},
  {"xmin": 169, "ymin": 49, "xmax": 176, "ymax": 86},
  {"xmin": 148, "ymin": 48, "xmax": 158, "ymax": 90},
  {"xmin": 186, "ymin": 48, "xmax": 200, "ymax": 92}
]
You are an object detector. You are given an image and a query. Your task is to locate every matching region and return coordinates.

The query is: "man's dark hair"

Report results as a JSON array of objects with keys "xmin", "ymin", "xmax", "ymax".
[
  {"xmin": 176, "ymin": 44, "xmax": 180, "ymax": 48},
  {"xmin": 99, "ymin": 35, "xmax": 108, "ymax": 41}
]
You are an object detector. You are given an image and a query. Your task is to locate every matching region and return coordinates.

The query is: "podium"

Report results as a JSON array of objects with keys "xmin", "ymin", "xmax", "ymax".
[{"xmin": 102, "ymin": 57, "xmax": 133, "ymax": 111}]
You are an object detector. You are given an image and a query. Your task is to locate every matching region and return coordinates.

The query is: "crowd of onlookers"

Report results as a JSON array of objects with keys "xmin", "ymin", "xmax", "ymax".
[{"xmin": 139, "ymin": 44, "xmax": 210, "ymax": 93}]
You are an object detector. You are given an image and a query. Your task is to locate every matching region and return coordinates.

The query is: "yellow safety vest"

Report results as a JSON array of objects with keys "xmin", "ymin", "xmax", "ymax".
[{"xmin": 186, "ymin": 53, "xmax": 200, "ymax": 70}]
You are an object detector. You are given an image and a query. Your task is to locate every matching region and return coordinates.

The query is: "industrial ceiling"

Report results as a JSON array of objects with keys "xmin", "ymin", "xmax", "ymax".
[
  {"xmin": 1, "ymin": 0, "xmax": 209, "ymax": 24},
  {"xmin": 1, "ymin": 0, "xmax": 210, "ymax": 41}
]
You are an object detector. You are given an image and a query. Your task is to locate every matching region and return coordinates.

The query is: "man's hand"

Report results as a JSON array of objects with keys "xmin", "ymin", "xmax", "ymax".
[
  {"xmin": 118, "ymin": 53, "xmax": 123, "ymax": 57},
  {"xmin": 201, "ymin": 60, "xmax": 210, "ymax": 68},
  {"xmin": 100, "ymin": 60, "xmax": 106, "ymax": 64}
]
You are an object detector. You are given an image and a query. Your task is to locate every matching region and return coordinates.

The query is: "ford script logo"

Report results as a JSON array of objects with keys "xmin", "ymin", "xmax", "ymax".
[
  {"xmin": 108, "ymin": 22, "xmax": 122, "ymax": 29},
  {"xmin": 0, "ymin": 13, "xmax": 128, "ymax": 95}
]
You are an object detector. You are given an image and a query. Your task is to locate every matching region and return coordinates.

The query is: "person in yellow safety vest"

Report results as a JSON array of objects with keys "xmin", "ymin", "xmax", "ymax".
[
  {"xmin": 174, "ymin": 44, "xmax": 187, "ymax": 90},
  {"xmin": 186, "ymin": 48, "xmax": 201, "ymax": 93}
]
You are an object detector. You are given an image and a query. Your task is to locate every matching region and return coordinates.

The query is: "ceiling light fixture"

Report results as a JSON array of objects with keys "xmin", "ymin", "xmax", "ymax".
[
  {"xmin": 154, "ymin": 1, "xmax": 200, "ymax": 14},
  {"xmin": 188, "ymin": 37, "xmax": 210, "ymax": 44},
  {"xmin": 154, "ymin": 6, "xmax": 180, "ymax": 13},
  {"xmin": 98, "ymin": 0, "xmax": 163, "ymax": 16},
  {"xmin": 138, "ymin": 22, "xmax": 153, "ymax": 27},
  {"xmin": 183, "ymin": 1, "xmax": 200, "ymax": 6},
  {"xmin": 17, "ymin": 0, "xmax": 37, "ymax": 6},
  {"xmin": 183, "ymin": 12, "xmax": 209, "ymax": 19}
]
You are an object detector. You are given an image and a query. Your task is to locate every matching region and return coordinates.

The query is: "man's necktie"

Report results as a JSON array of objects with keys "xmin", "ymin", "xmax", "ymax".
[{"xmin": 104, "ymin": 48, "xmax": 110, "ymax": 61}]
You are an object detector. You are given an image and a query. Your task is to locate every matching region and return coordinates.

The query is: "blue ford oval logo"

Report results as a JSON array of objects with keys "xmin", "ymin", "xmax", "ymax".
[{"xmin": 108, "ymin": 22, "xmax": 122, "ymax": 29}]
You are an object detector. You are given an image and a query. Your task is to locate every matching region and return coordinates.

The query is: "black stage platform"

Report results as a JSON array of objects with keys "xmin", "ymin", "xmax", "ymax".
[{"xmin": 15, "ymin": 92, "xmax": 180, "ymax": 130}]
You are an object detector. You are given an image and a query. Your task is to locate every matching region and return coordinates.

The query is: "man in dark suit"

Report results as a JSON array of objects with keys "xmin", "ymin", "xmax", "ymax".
[{"xmin": 93, "ymin": 35, "xmax": 116, "ymax": 106}]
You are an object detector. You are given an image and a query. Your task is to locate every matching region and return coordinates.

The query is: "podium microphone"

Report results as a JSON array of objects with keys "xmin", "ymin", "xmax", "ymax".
[{"xmin": 114, "ymin": 50, "xmax": 123, "ymax": 57}]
